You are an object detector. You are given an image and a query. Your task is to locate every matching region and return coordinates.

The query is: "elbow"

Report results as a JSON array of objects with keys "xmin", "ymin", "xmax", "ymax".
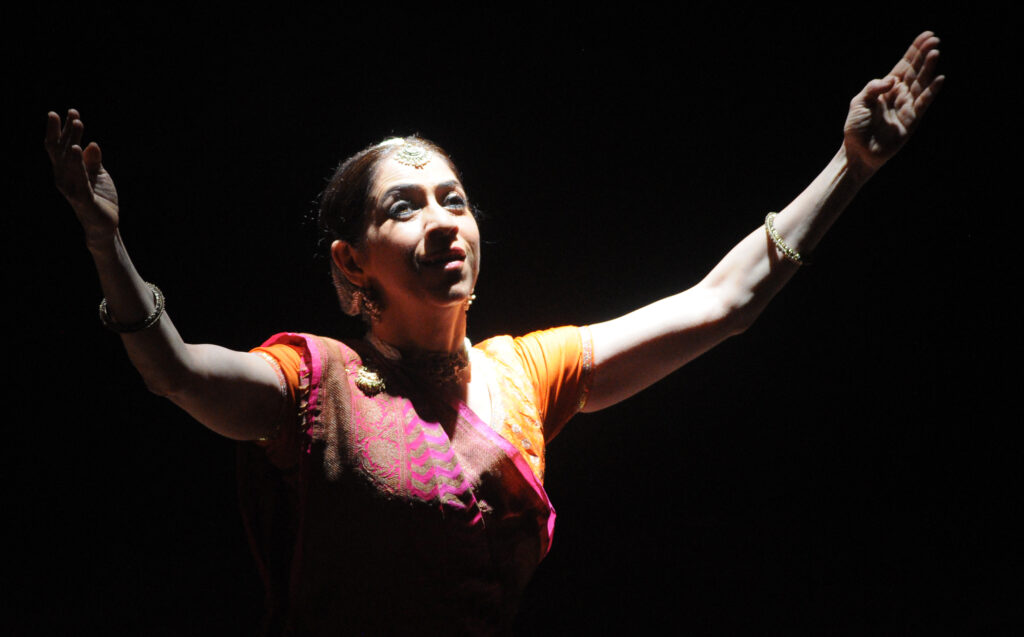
[
  {"xmin": 724, "ymin": 304, "xmax": 759, "ymax": 336},
  {"xmin": 140, "ymin": 369, "xmax": 187, "ymax": 399},
  {"xmin": 136, "ymin": 351, "xmax": 197, "ymax": 400}
]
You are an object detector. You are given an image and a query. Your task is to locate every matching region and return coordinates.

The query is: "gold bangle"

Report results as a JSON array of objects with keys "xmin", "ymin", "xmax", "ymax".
[
  {"xmin": 99, "ymin": 283, "xmax": 165, "ymax": 332},
  {"xmin": 764, "ymin": 212, "xmax": 806, "ymax": 265}
]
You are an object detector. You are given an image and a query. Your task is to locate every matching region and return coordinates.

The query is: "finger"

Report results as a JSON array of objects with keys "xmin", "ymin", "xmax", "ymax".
[
  {"xmin": 67, "ymin": 117, "xmax": 84, "ymax": 151},
  {"xmin": 913, "ymin": 75, "xmax": 945, "ymax": 115},
  {"xmin": 60, "ymin": 108, "xmax": 79, "ymax": 146},
  {"xmin": 58, "ymin": 144, "xmax": 89, "ymax": 197},
  {"xmin": 62, "ymin": 116, "xmax": 80, "ymax": 154},
  {"xmin": 907, "ymin": 33, "xmax": 937, "ymax": 62},
  {"xmin": 44, "ymin": 112, "xmax": 62, "ymax": 160},
  {"xmin": 892, "ymin": 81, "xmax": 913, "ymax": 115},
  {"xmin": 45, "ymin": 111, "xmax": 60, "ymax": 143},
  {"xmin": 863, "ymin": 77, "xmax": 897, "ymax": 102},
  {"xmin": 912, "ymin": 49, "xmax": 941, "ymax": 98},
  {"xmin": 63, "ymin": 109, "xmax": 84, "ymax": 152},
  {"xmin": 907, "ymin": 31, "xmax": 935, "ymax": 60},
  {"xmin": 83, "ymin": 142, "xmax": 103, "ymax": 182},
  {"xmin": 900, "ymin": 74, "xmax": 945, "ymax": 135},
  {"xmin": 888, "ymin": 31, "xmax": 935, "ymax": 80},
  {"xmin": 909, "ymin": 35, "xmax": 940, "ymax": 81}
]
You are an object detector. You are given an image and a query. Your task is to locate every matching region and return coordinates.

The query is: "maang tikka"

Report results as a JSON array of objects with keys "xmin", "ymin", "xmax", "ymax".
[{"xmin": 391, "ymin": 141, "xmax": 432, "ymax": 169}]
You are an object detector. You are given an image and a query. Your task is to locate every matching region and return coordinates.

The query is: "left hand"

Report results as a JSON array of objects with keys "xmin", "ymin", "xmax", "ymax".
[
  {"xmin": 45, "ymin": 109, "xmax": 121, "ymax": 248},
  {"xmin": 843, "ymin": 31, "xmax": 944, "ymax": 174}
]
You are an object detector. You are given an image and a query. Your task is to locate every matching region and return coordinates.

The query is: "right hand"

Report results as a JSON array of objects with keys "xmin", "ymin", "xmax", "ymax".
[
  {"xmin": 842, "ymin": 31, "xmax": 944, "ymax": 175},
  {"xmin": 45, "ymin": 109, "xmax": 120, "ymax": 246}
]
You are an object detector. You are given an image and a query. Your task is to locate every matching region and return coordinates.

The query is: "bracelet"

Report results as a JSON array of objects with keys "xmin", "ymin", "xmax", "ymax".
[
  {"xmin": 764, "ymin": 212, "xmax": 807, "ymax": 265},
  {"xmin": 99, "ymin": 283, "xmax": 165, "ymax": 333}
]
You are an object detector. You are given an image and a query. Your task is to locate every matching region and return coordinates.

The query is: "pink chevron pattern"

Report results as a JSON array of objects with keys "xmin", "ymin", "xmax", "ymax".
[
  {"xmin": 406, "ymin": 418, "xmax": 473, "ymax": 506},
  {"xmin": 347, "ymin": 385, "xmax": 474, "ymax": 510}
]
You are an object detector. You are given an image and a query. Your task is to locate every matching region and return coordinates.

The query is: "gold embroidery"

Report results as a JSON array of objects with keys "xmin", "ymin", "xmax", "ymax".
[
  {"xmin": 351, "ymin": 389, "xmax": 408, "ymax": 495},
  {"xmin": 474, "ymin": 338, "xmax": 547, "ymax": 482},
  {"xmin": 577, "ymin": 325, "xmax": 595, "ymax": 412},
  {"xmin": 253, "ymin": 351, "xmax": 288, "ymax": 442}
]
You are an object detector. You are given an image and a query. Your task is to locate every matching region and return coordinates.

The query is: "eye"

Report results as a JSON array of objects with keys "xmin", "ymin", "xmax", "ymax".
[
  {"xmin": 443, "ymin": 192, "xmax": 467, "ymax": 210},
  {"xmin": 388, "ymin": 200, "xmax": 417, "ymax": 220}
]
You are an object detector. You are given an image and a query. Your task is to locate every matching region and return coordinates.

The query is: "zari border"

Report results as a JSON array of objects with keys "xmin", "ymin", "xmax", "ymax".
[
  {"xmin": 456, "ymin": 402, "xmax": 558, "ymax": 557},
  {"xmin": 253, "ymin": 351, "xmax": 289, "ymax": 442},
  {"xmin": 259, "ymin": 332, "xmax": 325, "ymax": 448},
  {"xmin": 576, "ymin": 325, "xmax": 595, "ymax": 413}
]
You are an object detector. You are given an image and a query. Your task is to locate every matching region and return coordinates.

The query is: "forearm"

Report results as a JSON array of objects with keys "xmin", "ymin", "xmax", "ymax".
[
  {"xmin": 88, "ymin": 229, "xmax": 193, "ymax": 395},
  {"xmin": 586, "ymin": 146, "xmax": 873, "ymax": 411},
  {"xmin": 88, "ymin": 231, "xmax": 282, "ymax": 439},
  {"xmin": 586, "ymin": 32, "xmax": 941, "ymax": 413},
  {"xmin": 702, "ymin": 144, "xmax": 873, "ymax": 328},
  {"xmin": 48, "ymin": 110, "xmax": 283, "ymax": 439}
]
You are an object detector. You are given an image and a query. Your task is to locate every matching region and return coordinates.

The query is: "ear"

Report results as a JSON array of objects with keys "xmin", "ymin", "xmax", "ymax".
[{"xmin": 331, "ymin": 239, "xmax": 368, "ymax": 288}]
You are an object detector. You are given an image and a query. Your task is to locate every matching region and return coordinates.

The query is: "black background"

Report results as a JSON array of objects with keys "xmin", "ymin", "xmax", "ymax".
[{"xmin": 10, "ymin": 5, "xmax": 1015, "ymax": 635}]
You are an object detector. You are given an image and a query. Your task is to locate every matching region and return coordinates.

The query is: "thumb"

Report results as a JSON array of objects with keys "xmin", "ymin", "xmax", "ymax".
[
  {"xmin": 862, "ymin": 76, "xmax": 897, "ymax": 100},
  {"xmin": 82, "ymin": 142, "xmax": 103, "ymax": 181}
]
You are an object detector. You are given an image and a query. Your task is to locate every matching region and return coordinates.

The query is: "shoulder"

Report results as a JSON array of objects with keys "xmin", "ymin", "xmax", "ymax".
[
  {"xmin": 247, "ymin": 333, "xmax": 365, "ymax": 459},
  {"xmin": 474, "ymin": 326, "xmax": 590, "ymax": 399},
  {"xmin": 476, "ymin": 326, "xmax": 585, "ymax": 361},
  {"xmin": 253, "ymin": 333, "xmax": 368, "ymax": 398},
  {"xmin": 257, "ymin": 332, "xmax": 364, "ymax": 362}
]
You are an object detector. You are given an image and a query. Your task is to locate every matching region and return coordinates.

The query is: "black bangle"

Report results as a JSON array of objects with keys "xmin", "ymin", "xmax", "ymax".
[{"xmin": 99, "ymin": 283, "xmax": 165, "ymax": 333}]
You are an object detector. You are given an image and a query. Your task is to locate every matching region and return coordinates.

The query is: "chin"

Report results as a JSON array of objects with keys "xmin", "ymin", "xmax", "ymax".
[{"xmin": 438, "ymin": 286, "xmax": 474, "ymax": 308}]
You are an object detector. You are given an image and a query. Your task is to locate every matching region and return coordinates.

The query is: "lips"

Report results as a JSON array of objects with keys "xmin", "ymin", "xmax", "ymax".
[{"xmin": 419, "ymin": 247, "xmax": 467, "ymax": 268}]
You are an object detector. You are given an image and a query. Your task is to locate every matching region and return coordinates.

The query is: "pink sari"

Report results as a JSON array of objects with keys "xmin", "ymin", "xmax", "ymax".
[{"xmin": 238, "ymin": 333, "xmax": 557, "ymax": 636}]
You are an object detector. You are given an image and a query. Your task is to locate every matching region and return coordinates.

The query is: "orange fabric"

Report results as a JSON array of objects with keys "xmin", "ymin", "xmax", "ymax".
[
  {"xmin": 251, "ymin": 326, "xmax": 593, "ymax": 482},
  {"xmin": 507, "ymin": 326, "xmax": 592, "ymax": 436},
  {"xmin": 473, "ymin": 326, "xmax": 592, "ymax": 481},
  {"xmin": 252, "ymin": 342, "xmax": 303, "ymax": 404}
]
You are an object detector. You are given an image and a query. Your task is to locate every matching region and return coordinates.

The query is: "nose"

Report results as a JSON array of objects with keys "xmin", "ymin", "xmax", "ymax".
[{"xmin": 422, "ymin": 200, "xmax": 459, "ymax": 238}]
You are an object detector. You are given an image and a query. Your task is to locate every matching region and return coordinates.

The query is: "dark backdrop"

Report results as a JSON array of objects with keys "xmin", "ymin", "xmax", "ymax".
[{"xmin": 11, "ymin": 5, "xmax": 1013, "ymax": 635}]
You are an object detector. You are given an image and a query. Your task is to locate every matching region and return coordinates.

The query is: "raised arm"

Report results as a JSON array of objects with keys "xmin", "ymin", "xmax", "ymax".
[
  {"xmin": 46, "ymin": 109, "xmax": 284, "ymax": 440},
  {"xmin": 583, "ymin": 31, "xmax": 944, "ymax": 412}
]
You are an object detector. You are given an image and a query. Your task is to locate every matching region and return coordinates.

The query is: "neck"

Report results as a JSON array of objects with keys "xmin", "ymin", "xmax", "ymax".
[{"xmin": 369, "ymin": 303, "xmax": 468, "ymax": 355}]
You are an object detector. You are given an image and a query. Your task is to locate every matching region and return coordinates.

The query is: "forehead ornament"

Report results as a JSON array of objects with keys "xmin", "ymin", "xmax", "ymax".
[{"xmin": 392, "ymin": 141, "xmax": 432, "ymax": 169}]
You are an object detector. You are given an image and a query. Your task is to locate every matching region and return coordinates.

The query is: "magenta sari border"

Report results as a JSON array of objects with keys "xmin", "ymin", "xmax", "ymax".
[
  {"xmin": 456, "ymin": 403, "xmax": 557, "ymax": 555},
  {"xmin": 260, "ymin": 332, "xmax": 325, "ymax": 436}
]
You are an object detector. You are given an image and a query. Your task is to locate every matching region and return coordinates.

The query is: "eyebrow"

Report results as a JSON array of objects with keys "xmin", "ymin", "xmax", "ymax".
[{"xmin": 380, "ymin": 180, "xmax": 463, "ymax": 201}]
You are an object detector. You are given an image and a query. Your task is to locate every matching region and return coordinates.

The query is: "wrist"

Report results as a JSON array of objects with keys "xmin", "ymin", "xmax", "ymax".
[
  {"xmin": 85, "ymin": 227, "xmax": 121, "ymax": 258},
  {"xmin": 839, "ymin": 142, "xmax": 882, "ymax": 185}
]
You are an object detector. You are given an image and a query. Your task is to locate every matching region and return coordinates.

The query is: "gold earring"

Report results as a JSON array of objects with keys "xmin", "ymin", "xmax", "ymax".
[{"xmin": 354, "ymin": 287, "xmax": 382, "ymax": 322}]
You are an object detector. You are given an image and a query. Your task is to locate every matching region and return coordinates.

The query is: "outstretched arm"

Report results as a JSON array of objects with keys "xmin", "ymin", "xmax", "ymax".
[
  {"xmin": 583, "ymin": 32, "xmax": 944, "ymax": 412},
  {"xmin": 46, "ymin": 110, "xmax": 284, "ymax": 439}
]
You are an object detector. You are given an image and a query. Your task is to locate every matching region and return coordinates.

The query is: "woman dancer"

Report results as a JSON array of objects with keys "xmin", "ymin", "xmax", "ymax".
[{"xmin": 45, "ymin": 31, "xmax": 942, "ymax": 636}]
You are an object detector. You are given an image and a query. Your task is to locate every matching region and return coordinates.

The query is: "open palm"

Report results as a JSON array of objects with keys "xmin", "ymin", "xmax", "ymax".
[
  {"xmin": 844, "ymin": 31, "xmax": 944, "ymax": 173},
  {"xmin": 45, "ymin": 109, "xmax": 120, "ymax": 244}
]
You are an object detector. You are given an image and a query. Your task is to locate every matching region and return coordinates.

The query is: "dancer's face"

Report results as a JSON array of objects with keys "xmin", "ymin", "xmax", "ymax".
[{"xmin": 334, "ymin": 156, "xmax": 480, "ymax": 315}]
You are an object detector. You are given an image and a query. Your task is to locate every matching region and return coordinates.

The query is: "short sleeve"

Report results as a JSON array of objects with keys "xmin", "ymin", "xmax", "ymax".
[
  {"xmin": 510, "ymin": 325, "xmax": 594, "ymax": 440},
  {"xmin": 251, "ymin": 342, "xmax": 304, "ymax": 406},
  {"xmin": 249, "ymin": 339, "xmax": 308, "ymax": 468}
]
